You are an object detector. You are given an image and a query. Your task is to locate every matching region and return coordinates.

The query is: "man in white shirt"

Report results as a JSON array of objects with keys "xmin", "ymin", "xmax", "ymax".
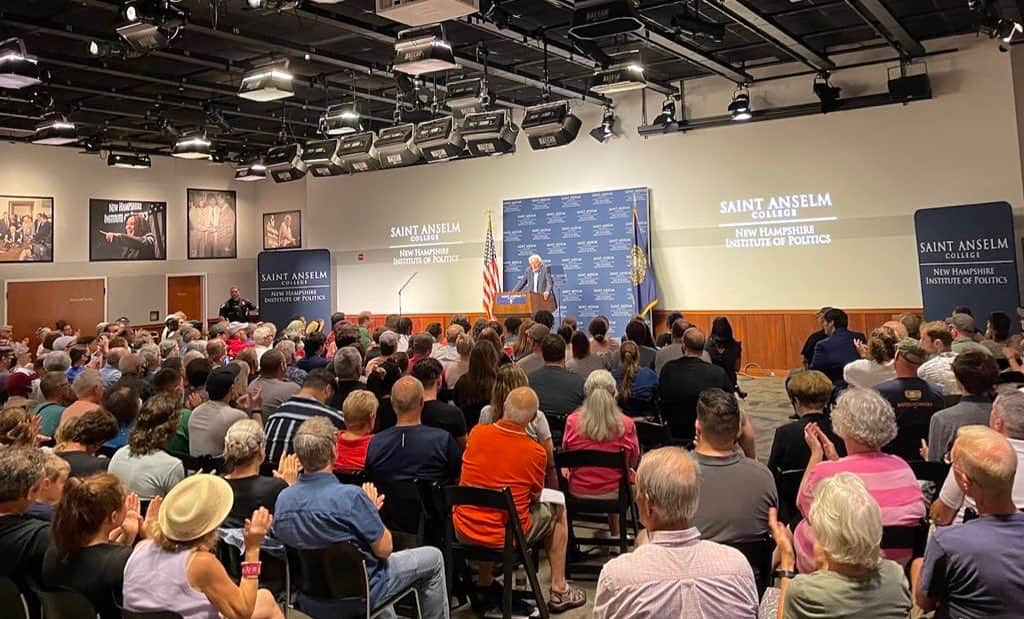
[
  {"xmin": 431, "ymin": 323, "xmax": 463, "ymax": 374},
  {"xmin": 918, "ymin": 320, "xmax": 958, "ymax": 395}
]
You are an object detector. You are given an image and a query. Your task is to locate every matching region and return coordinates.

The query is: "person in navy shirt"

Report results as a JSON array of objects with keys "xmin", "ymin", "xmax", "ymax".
[{"xmin": 810, "ymin": 308, "xmax": 865, "ymax": 386}]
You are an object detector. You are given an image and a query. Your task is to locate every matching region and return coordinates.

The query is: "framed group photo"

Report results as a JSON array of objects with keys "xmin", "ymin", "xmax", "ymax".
[
  {"xmin": 263, "ymin": 210, "xmax": 301, "ymax": 250},
  {"xmin": 89, "ymin": 199, "xmax": 167, "ymax": 262},
  {"xmin": 188, "ymin": 188, "xmax": 237, "ymax": 259},
  {"xmin": 0, "ymin": 195, "xmax": 53, "ymax": 263}
]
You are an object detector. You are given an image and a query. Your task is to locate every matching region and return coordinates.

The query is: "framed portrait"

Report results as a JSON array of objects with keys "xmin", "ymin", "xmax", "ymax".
[
  {"xmin": 187, "ymin": 188, "xmax": 237, "ymax": 259},
  {"xmin": 263, "ymin": 210, "xmax": 302, "ymax": 250},
  {"xmin": 0, "ymin": 195, "xmax": 54, "ymax": 263},
  {"xmin": 89, "ymin": 199, "xmax": 167, "ymax": 262}
]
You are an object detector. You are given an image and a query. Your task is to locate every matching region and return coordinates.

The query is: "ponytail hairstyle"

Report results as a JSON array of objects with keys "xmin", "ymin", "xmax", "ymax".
[
  {"xmin": 867, "ymin": 326, "xmax": 898, "ymax": 364},
  {"xmin": 52, "ymin": 473, "xmax": 126, "ymax": 561},
  {"xmin": 580, "ymin": 370, "xmax": 624, "ymax": 442},
  {"xmin": 618, "ymin": 340, "xmax": 640, "ymax": 402}
]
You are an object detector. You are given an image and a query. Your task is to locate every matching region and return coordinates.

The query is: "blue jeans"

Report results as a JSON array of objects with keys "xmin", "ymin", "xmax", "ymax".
[{"xmin": 375, "ymin": 546, "xmax": 449, "ymax": 619}]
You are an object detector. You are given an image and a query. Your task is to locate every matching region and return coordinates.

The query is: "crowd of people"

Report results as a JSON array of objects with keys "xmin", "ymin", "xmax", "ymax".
[{"xmin": 0, "ymin": 297, "xmax": 1022, "ymax": 619}]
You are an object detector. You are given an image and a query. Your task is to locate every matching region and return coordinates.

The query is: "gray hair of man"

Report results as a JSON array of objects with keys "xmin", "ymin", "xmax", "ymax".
[
  {"xmin": 807, "ymin": 472, "xmax": 883, "ymax": 570},
  {"xmin": 528, "ymin": 254, "xmax": 542, "ymax": 264},
  {"xmin": 0, "ymin": 447, "xmax": 45, "ymax": 503},
  {"xmin": 446, "ymin": 323, "xmax": 464, "ymax": 343},
  {"xmin": 158, "ymin": 339, "xmax": 179, "ymax": 359},
  {"xmin": 580, "ymin": 370, "xmax": 624, "ymax": 442},
  {"xmin": 139, "ymin": 345, "xmax": 160, "ymax": 369},
  {"xmin": 292, "ymin": 416, "xmax": 338, "ymax": 472},
  {"xmin": 831, "ymin": 388, "xmax": 898, "ymax": 450},
  {"xmin": 43, "ymin": 351, "xmax": 71, "ymax": 373},
  {"xmin": 185, "ymin": 340, "xmax": 207, "ymax": 355},
  {"xmin": 503, "ymin": 386, "xmax": 540, "ymax": 426},
  {"xmin": 636, "ymin": 447, "xmax": 701, "ymax": 527},
  {"xmin": 993, "ymin": 390, "xmax": 1024, "ymax": 440},
  {"xmin": 333, "ymin": 346, "xmax": 363, "ymax": 380},
  {"xmin": 71, "ymin": 368, "xmax": 103, "ymax": 398},
  {"xmin": 275, "ymin": 339, "xmax": 297, "ymax": 362},
  {"xmin": 182, "ymin": 350, "xmax": 205, "ymax": 370}
]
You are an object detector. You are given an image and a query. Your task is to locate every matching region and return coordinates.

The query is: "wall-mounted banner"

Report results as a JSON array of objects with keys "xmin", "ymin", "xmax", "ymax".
[
  {"xmin": 503, "ymin": 188, "xmax": 653, "ymax": 336},
  {"xmin": 914, "ymin": 202, "xmax": 1019, "ymax": 325},
  {"xmin": 257, "ymin": 249, "xmax": 332, "ymax": 331}
]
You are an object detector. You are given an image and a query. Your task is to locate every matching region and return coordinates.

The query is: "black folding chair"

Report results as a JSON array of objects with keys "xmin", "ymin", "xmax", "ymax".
[
  {"xmin": 378, "ymin": 478, "xmax": 429, "ymax": 551},
  {"xmin": 442, "ymin": 485, "xmax": 550, "ymax": 619},
  {"xmin": 881, "ymin": 519, "xmax": 930, "ymax": 577},
  {"xmin": 334, "ymin": 469, "xmax": 368, "ymax": 486},
  {"xmin": 287, "ymin": 541, "xmax": 420, "ymax": 619},
  {"xmin": 722, "ymin": 535, "xmax": 776, "ymax": 599},
  {"xmin": 179, "ymin": 454, "xmax": 226, "ymax": 474},
  {"xmin": 546, "ymin": 414, "xmax": 567, "ymax": 446},
  {"xmin": 635, "ymin": 420, "xmax": 672, "ymax": 453},
  {"xmin": 777, "ymin": 469, "xmax": 805, "ymax": 527},
  {"xmin": 0, "ymin": 578, "xmax": 28, "ymax": 619},
  {"xmin": 215, "ymin": 539, "xmax": 290, "ymax": 601},
  {"xmin": 34, "ymin": 588, "xmax": 97, "ymax": 619},
  {"xmin": 554, "ymin": 449, "xmax": 637, "ymax": 577},
  {"xmin": 619, "ymin": 396, "xmax": 659, "ymax": 419},
  {"xmin": 909, "ymin": 460, "xmax": 951, "ymax": 487}
]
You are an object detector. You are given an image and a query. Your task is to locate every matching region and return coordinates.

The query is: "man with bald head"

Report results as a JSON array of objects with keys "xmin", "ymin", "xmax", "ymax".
[
  {"xmin": 658, "ymin": 328, "xmax": 732, "ymax": 441},
  {"xmin": 914, "ymin": 425, "xmax": 1024, "ymax": 617},
  {"xmin": 364, "ymin": 376, "xmax": 462, "ymax": 486},
  {"xmin": 455, "ymin": 386, "xmax": 586, "ymax": 613},
  {"xmin": 595, "ymin": 447, "xmax": 757, "ymax": 618}
]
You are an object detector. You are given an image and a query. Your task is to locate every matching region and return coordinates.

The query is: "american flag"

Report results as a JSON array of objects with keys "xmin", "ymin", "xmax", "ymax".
[{"xmin": 482, "ymin": 214, "xmax": 500, "ymax": 318}]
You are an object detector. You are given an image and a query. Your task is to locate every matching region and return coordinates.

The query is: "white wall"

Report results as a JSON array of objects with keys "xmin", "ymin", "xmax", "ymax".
[{"xmin": 306, "ymin": 34, "xmax": 1024, "ymax": 313}]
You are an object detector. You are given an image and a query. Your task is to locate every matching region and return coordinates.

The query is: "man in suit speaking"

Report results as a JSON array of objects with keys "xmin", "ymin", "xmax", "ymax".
[{"xmin": 513, "ymin": 254, "xmax": 556, "ymax": 307}]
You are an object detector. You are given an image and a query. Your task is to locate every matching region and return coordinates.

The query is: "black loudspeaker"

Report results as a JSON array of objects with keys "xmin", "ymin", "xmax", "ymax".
[{"xmin": 888, "ymin": 73, "xmax": 931, "ymax": 102}]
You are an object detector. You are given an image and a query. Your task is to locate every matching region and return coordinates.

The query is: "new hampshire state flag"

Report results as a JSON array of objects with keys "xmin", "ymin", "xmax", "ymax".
[{"xmin": 631, "ymin": 196, "xmax": 658, "ymax": 316}]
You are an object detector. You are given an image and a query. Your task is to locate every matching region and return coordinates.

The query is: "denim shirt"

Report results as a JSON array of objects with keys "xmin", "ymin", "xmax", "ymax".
[{"xmin": 271, "ymin": 472, "xmax": 388, "ymax": 600}]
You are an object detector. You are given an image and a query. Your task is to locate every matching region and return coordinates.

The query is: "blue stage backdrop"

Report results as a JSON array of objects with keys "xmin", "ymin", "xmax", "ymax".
[
  {"xmin": 257, "ymin": 249, "xmax": 332, "ymax": 331},
  {"xmin": 503, "ymin": 188, "xmax": 653, "ymax": 336},
  {"xmin": 914, "ymin": 202, "xmax": 1019, "ymax": 325}
]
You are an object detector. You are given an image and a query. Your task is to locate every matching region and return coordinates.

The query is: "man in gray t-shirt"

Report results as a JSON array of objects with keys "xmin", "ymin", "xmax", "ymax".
[
  {"xmin": 188, "ymin": 365, "xmax": 249, "ymax": 457},
  {"xmin": 248, "ymin": 350, "xmax": 299, "ymax": 417},
  {"xmin": 926, "ymin": 350, "xmax": 998, "ymax": 462}
]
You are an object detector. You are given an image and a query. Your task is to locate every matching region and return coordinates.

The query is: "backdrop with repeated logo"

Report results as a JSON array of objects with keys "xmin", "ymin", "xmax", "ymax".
[{"xmin": 502, "ymin": 187, "xmax": 652, "ymax": 337}]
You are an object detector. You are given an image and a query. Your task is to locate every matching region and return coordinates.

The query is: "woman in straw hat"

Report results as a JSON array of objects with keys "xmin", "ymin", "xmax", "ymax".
[{"xmin": 122, "ymin": 474, "xmax": 283, "ymax": 619}]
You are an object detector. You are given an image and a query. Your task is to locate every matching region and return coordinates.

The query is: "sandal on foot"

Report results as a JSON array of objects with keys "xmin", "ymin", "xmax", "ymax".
[{"xmin": 548, "ymin": 585, "xmax": 586, "ymax": 613}]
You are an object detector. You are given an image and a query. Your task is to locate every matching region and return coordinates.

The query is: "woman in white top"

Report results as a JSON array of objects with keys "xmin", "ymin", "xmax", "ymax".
[
  {"xmin": 843, "ymin": 326, "xmax": 898, "ymax": 389},
  {"xmin": 478, "ymin": 363, "xmax": 555, "ymax": 486}
]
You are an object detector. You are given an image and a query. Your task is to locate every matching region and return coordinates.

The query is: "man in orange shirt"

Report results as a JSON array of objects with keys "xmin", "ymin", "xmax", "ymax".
[{"xmin": 454, "ymin": 387, "xmax": 586, "ymax": 614}]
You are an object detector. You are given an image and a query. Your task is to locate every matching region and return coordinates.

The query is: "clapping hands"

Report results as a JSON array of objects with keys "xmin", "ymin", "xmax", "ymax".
[{"xmin": 803, "ymin": 422, "xmax": 839, "ymax": 462}]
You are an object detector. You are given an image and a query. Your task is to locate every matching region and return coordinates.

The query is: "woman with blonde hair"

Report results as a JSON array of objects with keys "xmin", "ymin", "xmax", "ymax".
[
  {"xmin": 479, "ymin": 364, "xmax": 555, "ymax": 482},
  {"xmin": 334, "ymin": 390, "xmax": 379, "ymax": 471},
  {"xmin": 843, "ymin": 326, "xmax": 898, "ymax": 389}
]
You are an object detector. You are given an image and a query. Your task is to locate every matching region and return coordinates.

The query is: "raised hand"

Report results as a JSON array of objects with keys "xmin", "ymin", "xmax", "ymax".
[
  {"xmin": 273, "ymin": 453, "xmax": 301, "ymax": 486},
  {"xmin": 362, "ymin": 482, "xmax": 385, "ymax": 510},
  {"xmin": 804, "ymin": 423, "xmax": 824, "ymax": 459},
  {"xmin": 243, "ymin": 507, "xmax": 273, "ymax": 551},
  {"xmin": 186, "ymin": 391, "xmax": 204, "ymax": 409},
  {"xmin": 812, "ymin": 425, "xmax": 840, "ymax": 461},
  {"xmin": 767, "ymin": 507, "xmax": 794, "ymax": 568}
]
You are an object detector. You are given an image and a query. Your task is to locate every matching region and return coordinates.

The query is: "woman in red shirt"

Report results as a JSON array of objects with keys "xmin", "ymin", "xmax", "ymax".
[{"xmin": 334, "ymin": 390, "xmax": 378, "ymax": 471}]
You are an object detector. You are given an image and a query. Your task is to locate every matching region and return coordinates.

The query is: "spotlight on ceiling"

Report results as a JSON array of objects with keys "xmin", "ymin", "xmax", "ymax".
[
  {"xmin": 239, "ymin": 63, "xmax": 294, "ymax": 102},
  {"xmin": 414, "ymin": 116, "xmax": 465, "ymax": 162},
  {"xmin": 376, "ymin": 0, "xmax": 480, "ymax": 27},
  {"xmin": 320, "ymin": 104, "xmax": 362, "ymax": 136},
  {"xmin": 393, "ymin": 24, "xmax": 459, "ymax": 76},
  {"xmin": 338, "ymin": 132, "xmax": 380, "ymax": 173},
  {"xmin": 302, "ymin": 139, "xmax": 347, "ymax": 177},
  {"xmin": 652, "ymin": 96, "xmax": 677, "ymax": 126},
  {"xmin": 591, "ymin": 53, "xmax": 646, "ymax": 94},
  {"xmin": 171, "ymin": 132, "xmax": 212, "ymax": 159},
  {"xmin": 522, "ymin": 101, "xmax": 581, "ymax": 150},
  {"xmin": 728, "ymin": 86, "xmax": 752, "ymax": 121},
  {"xmin": 234, "ymin": 160, "xmax": 267, "ymax": 181},
  {"xmin": 265, "ymin": 143, "xmax": 307, "ymax": 182},
  {"xmin": 115, "ymin": 0, "xmax": 186, "ymax": 52},
  {"xmin": 32, "ymin": 116, "xmax": 78, "ymax": 146},
  {"xmin": 569, "ymin": 0, "xmax": 645, "ymax": 41},
  {"xmin": 0, "ymin": 38, "xmax": 42, "ymax": 89},
  {"xmin": 589, "ymin": 105, "xmax": 616, "ymax": 143},
  {"xmin": 108, "ymin": 152, "xmax": 152, "ymax": 169},
  {"xmin": 971, "ymin": 0, "xmax": 1024, "ymax": 51},
  {"xmin": 813, "ymin": 71, "xmax": 841, "ymax": 113},
  {"xmin": 463, "ymin": 109, "xmax": 518, "ymax": 156},
  {"xmin": 671, "ymin": 1, "xmax": 726, "ymax": 43},
  {"xmin": 445, "ymin": 77, "xmax": 488, "ymax": 118},
  {"xmin": 244, "ymin": 0, "xmax": 302, "ymax": 8},
  {"xmin": 375, "ymin": 123, "xmax": 423, "ymax": 169}
]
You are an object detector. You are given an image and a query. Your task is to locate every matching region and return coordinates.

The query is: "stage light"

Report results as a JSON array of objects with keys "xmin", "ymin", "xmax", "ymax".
[
  {"xmin": 115, "ymin": 0, "xmax": 186, "ymax": 52},
  {"xmin": 239, "ymin": 64, "xmax": 294, "ymax": 102},
  {"xmin": 589, "ymin": 105, "xmax": 616, "ymax": 143},
  {"xmin": 393, "ymin": 24, "xmax": 459, "ymax": 76},
  {"xmin": 123, "ymin": 2, "xmax": 139, "ymax": 22},
  {"xmin": 375, "ymin": 123, "xmax": 422, "ymax": 168},
  {"xmin": 813, "ymin": 71, "xmax": 841, "ymax": 113},
  {"xmin": 171, "ymin": 132, "xmax": 212, "ymax": 159},
  {"xmin": 377, "ymin": 0, "xmax": 479, "ymax": 27},
  {"xmin": 414, "ymin": 116, "xmax": 465, "ymax": 162},
  {"xmin": 652, "ymin": 97, "xmax": 677, "ymax": 126},
  {"xmin": 265, "ymin": 143, "xmax": 307, "ymax": 182},
  {"xmin": 107, "ymin": 152, "xmax": 152, "ymax": 169},
  {"xmin": 302, "ymin": 139, "xmax": 346, "ymax": 177},
  {"xmin": 522, "ymin": 101, "xmax": 581, "ymax": 151},
  {"xmin": 338, "ymin": 132, "xmax": 380, "ymax": 173},
  {"xmin": 591, "ymin": 54, "xmax": 646, "ymax": 94},
  {"xmin": 32, "ymin": 116, "xmax": 78, "ymax": 145},
  {"xmin": 320, "ymin": 104, "xmax": 361, "ymax": 136},
  {"xmin": 569, "ymin": 0, "xmax": 645, "ymax": 41},
  {"xmin": 728, "ymin": 86, "xmax": 751, "ymax": 121},
  {"xmin": 462, "ymin": 109, "xmax": 518, "ymax": 156},
  {"xmin": 234, "ymin": 161, "xmax": 267, "ymax": 181},
  {"xmin": 671, "ymin": 7, "xmax": 725, "ymax": 43},
  {"xmin": 0, "ymin": 38, "xmax": 42, "ymax": 90},
  {"xmin": 445, "ymin": 78, "xmax": 488, "ymax": 118}
]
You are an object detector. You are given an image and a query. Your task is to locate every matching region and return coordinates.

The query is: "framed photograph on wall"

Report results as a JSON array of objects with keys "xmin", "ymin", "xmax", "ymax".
[
  {"xmin": 89, "ymin": 199, "xmax": 167, "ymax": 262},
  {"xmin": 187, "ymin": 188, "xmax": 237, "ymax": 259},
  {"xmin": 263, "ymin": 210, "xmax": 301, "ymax": 250},
  {"xmin": 0, "ymin": 195, "xmax": 53, "ymax": 263}
]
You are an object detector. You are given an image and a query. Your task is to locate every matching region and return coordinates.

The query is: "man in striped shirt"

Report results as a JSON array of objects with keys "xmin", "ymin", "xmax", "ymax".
[{"xmin": 264, "ymin": 369, "xmax": 343, "ymax": 468}]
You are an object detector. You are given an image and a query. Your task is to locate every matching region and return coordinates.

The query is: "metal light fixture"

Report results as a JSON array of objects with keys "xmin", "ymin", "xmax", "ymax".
[
  {"xmin": 338, "ymin": 132, "xmax": 380, "ymax": 173},
  {"xmin": 108, "ymin": 152, "xmax": 152, "ymax": 169},
  {"xmin": 32, "ymin": 116, "xmax": 78, "ymax": 145},
  {"xmin": 264, "ymin": 143, "xmax": 307, "ymax": 182},
  {"xmin": 813, "ymin": 71, "xmax": 841, "ymax": 113},
  {"xmin": 462, "ymin": 109, "xmax": 518, "ymax": 156},
  {"xmin": 239, "ymin": 63, "xmax": 294, "ymax": 102},
  {"xmin": 302, "ymin": 139, "xmax": 346, "ymax": 177},
  {"xmin": 522, "ymin": 101, "xmax": 582, "ymax": 150},
  {"xmin": 414, "ymin": 116, "xmax": 465, "ymax": 162},
  {"xmin": 445, "ymin": 77, "xmax": 488, "ymax": 118},
  {"xmin": 234, "ymin": 160, "xmax": 267, "ymax": 181},
  {"xmin": 652, "ymin": 97, "xmax": 677, "ymax": 126},
  {"xmin": 591, "ymin": 52, "xmax": 647, "ymax": 94},
  {"xmin": 589, "ymin": 105, "xmax": 616, "ymax": 143},
  {"xmin": 321, "ymin": 104, "xmax": 362, "ymax": 136},
  {"xmin": 393, "ymin": 24, "xmax": 459, "ymax": 76},
  {"xmin": 172, "ymin": 132, "xmax": 212, "ymax": 159},
  {"xmin": 728, "ymin": 86, "xmax": 752, "ymax": 121},
  {"xmin": 0, "ymin": 38, "xmax": 42, "ymax": 89}
]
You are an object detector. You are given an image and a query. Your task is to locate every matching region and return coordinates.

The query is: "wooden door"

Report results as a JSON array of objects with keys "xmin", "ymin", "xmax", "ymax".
[
  {"xmin": 6, "ymin": 279, "xmax": 106, "ymax": 352},
  {"xmin": 167, "ymin": 275, "xmax": 204, "ymax": 323}
]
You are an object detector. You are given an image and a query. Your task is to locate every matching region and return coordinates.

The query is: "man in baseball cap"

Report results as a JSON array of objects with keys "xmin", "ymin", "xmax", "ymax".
[
  {"xmin": 874, "ymin": 338, "xmax": 945, "ymax": 461},
  {"xmin": 187, "ymin": 364, "xmax": 248, "ymax": 457},
  {"xmin": 947, "ymin": 313, "xmax": 990, "ymax": 355}
]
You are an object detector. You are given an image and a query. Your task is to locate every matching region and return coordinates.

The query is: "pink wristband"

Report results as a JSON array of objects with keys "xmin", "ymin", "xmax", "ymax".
[{"xmin": 241, "ymin": 561, "xmax": 261, "ymax": 579}]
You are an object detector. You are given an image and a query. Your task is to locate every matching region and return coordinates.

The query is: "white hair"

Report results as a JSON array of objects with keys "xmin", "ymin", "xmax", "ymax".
[
  {"xmin": 528, "ymin": 254, "xmax": 542, "ymax": 263},
  {"xmin": 252, "ymin": 326, "xmax": 273, "ymax": 346},
  {"xmin": 579, "ymin": 370, "xmax": 623, "ymax": 442},
  {"xmin": 994, "ymin": 391, "xmax": 1024, "ymax": 440},
  {"xmin": 636, "ymin": 448, "xmax": 701, "ymax": 524},
  {"xmin": 831, "ymin": 388, "xmax": 898, "ymax": 450},
  {"xmin": 43, "ymin": 351, "xmax": 71, "ymax": 373},
  {"xmin": 808, "ymin": 472, "xmax": 883, "ymax": 569}
]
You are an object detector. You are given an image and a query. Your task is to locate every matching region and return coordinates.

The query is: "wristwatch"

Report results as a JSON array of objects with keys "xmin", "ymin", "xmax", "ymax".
[{"xmin": 773, "ymin": 568, "xmax": 797, "ymax": 580}]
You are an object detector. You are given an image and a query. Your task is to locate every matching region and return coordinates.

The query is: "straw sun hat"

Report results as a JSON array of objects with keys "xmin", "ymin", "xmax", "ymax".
[{"xmin": 158, "ymin": 474, "xmax": 234, "ymax": 542}]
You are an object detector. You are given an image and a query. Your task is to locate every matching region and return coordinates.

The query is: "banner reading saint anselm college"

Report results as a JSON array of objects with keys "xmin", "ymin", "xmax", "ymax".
[
  {"xmin": 503, "ymin": 188, "xmax": 655, "ymax": 336},
  {"xmin": 257, "ymin": 249, "xmax": 332, "ymax": 331}
]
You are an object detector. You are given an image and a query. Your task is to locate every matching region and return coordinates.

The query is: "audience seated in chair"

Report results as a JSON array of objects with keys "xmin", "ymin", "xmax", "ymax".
[
  {"xmin": 478, "ymin": 363, "xmax": 556, "ymax": 486},
  {"xmin": 842, "ymin": 327, "xmax": 898, "ymax": 390},
  {"xmin": 924, "ymin": 350, "xmax": 998, "ymax": 462},
  {"xmin": 24, "ymin": 453, "xmax": 69, "ymax": 522},
  {"xmin": 658, "ymin": 328, "xmax": 731, "ymax": 442},
  {"xmin": 770, "ymin": 473, "xmax": 912, "ymax": 619},
  {"xmin": 55, "ymin": 409, "xmax": 119, "ymax": 478},
  {"xmin": 612, "ymin": 341, "xmax": 658, "ymax": 417},
  {"xmin": 566, "ymin": 330, "xmax": 610, "ymax": 381},
  {"xmin": 334, "ymin": 390, "xmax": 378, "ymax": 472},
  {"xmin": 527, "ymin": 335, "xmax": 585, "ymax": 427},
  {"xmin": 263, "ymin": 368, "xmax": 343, "ymax": 468},
  {"xmin": 0, "ymin": 448, "xmax": 52, "ymax": 608},
  {"xmin": 222, "ymin": 419, "xmax": 297, "ymax": 528},
  {"xmin": 328, "ymin": 346, "xmax": 369, "ymax": 411},
  {"xmin": 874, "ymin": 338, "xmax": 944, "ymax": 461},
  {"xmin": 271, "ymin": 416, "xmax": 450, "ymax": 619},
  {"xmin": 454, "ymin": 340, "xmax": 500, "ymax": 429},
  {"xmin": 188, "ymin": 364, "xmax": 253, "ymax": 458},
  {"xmin": 917, "ymin": 320, "xmax": 960, "ymax": 396},
  {"xmin": 411, "ymin": 358, "xmax": 467, "ymax": 447},
  {"xmin": 593, "ymin": 447, "xmax": 757, "ymax": 618},
  {"xmin": 455, "ymin": 387, "xmax": 587, "ymax": 614},
  {"xmin": 913, "ymin": 426, "xmax": 1024, "ymax": 617},
  {"xmin": 247, "ymin": 350, "xmax": 299, "ymax": 417},
  {"xmin": 108, "ymin": 393, "xmax": 185, "ymax": 500},
  {"xmin": 768, "ymin": 370, "xmax": 846, "ymax": 475}
]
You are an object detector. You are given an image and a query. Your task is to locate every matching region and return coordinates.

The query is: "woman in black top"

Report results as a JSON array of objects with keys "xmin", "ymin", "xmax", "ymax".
[
  {"xmin": 43, "ymin": 473, "xmax": 144, "ymax": 619},
  {"xmin": 221, "ymin": 419, "xmax": 296, "ymax": 528},
  {"xmin": 454, "ymin": 340, "xmax": 499, "ymax": 430},
  {"xmin": 706, "ymin": 316, "xmax": 744, "ymax": 397}
]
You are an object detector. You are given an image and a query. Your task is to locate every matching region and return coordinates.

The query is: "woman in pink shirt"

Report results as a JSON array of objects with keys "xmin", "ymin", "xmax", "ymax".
[
  {"xmin": 795, "ymin": 388, "xmax": 925, "ymax": 573},
  {"xmin": 562, "ymin": 370, "xmax": 640, "ymax": 538}
]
